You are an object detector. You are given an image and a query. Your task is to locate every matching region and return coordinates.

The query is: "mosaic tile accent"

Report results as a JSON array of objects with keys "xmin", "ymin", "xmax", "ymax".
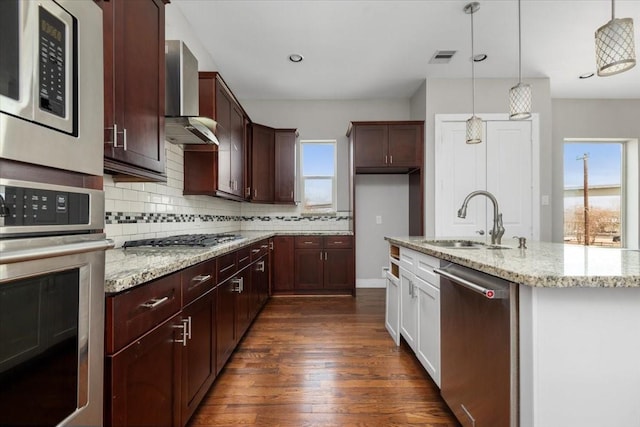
[{"xmin": 106, "ymin": 212, "xmax": 351, "ymax": 225}]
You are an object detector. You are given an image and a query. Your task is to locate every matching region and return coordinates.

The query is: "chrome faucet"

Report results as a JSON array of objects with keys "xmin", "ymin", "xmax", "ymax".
[{"xmin": 457, "ymin": 190, "xmax": 505, "ymax": 245}]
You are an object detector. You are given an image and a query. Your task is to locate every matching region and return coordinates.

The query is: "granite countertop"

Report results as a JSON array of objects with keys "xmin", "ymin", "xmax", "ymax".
[
  {"xmin": 105, "ymin": 230, "xmax": 353, "ymax": 294},
  {"xmin": 385, "ymin": 236, "xmax": 640, "ymax": 288}
]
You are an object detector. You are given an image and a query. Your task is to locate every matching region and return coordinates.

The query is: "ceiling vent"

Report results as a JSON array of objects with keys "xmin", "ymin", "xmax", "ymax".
[{"xmin": 429, "ymin": 50, "xmax": 457, "ymax": 64}]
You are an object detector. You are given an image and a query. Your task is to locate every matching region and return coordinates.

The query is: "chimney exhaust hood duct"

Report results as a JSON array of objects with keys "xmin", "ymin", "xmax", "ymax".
[{"xmin": 165, "ymin": 40, "xmax": 219, "ymax": 145}]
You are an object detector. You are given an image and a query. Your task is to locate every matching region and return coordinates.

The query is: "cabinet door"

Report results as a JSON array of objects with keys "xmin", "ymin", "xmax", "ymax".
[
  {"xmin": 415, "ymin": 277, "xmax": 441, "ymax": 387},
  {"xmin": 323, "ymin": 248, "xmax": 354, "ymax": 290},
  {"xmin": 235, "ymin": 267, "xmax": 252, "ymax": 339},
  {"xmin": 385, "ymin": 273, "xmax": 400, "ymax": 346},
  {"xmin": 354, "ymin": 124, "xmax": 388, "ymax": 168},
  {"xmin": 387, "ymin": 124, "xmax": 422, "ymax": 167},
  {"xmin": 274, "ymin": 130, "xmax": 297, "ymax": 203},
  {"xmin": 294, "ymin": 249, "xmax": 324, "ymax": 290},
  {"xmin": 399, "ymin": 268, "xmax": 417, "ymax": 351},
  {"xmin": 273, "ymin": 236, "xmax": 294, "ymax": 292},
  {"xmin": 216, "ymin": 279, "xmax": 236, "ymax": 374},
  {"xmin": 106, "ymin": 314, "xmax": 181, "ymax": 427},
  {"xmin": 230, "ymin": 104, "xmax": 245, "ymax": 198},
  {"xmin": 216, "ymin": 83, "xmax": 233, "ymax": 195},
  {"xmin": 251, "ymin": 124, "xmax": 275, "ymax": 202},
  {"xmin": 103, "ymin": 0, "xmax": 166, "ymax": 175},
  {"xmin": 181, "ymin": 291, "xmax": 216, "ymax": 425}
]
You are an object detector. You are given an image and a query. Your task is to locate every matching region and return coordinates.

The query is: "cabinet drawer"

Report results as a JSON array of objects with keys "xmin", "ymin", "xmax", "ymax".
[
  {"xmin": 399, "ymin": 248, "xmax": 416, "ymax": 270},
  {"xmin": 324, "ymin": 235, "xmax": 353, "ymax": 248},
  {"xmin": 295, "ymin": 236, "xmax": 322, "ymax": 248},
  {"xmin": 217, "ymin": 252, "xmax": 237, "ymax": 283},
  {"xmin": 236, "ymin": 246, "xmax": 251, "ymax": 270},
  {"xmin": 182, "ymin": 260, "xmax": 216, "ymax": 306},
  {"xmin": 250, "ymin": 239, "xmax": 269, "ymax": 261},
  {"xmin": 106, "ymin": 273, "xmax": 181, "ymax": 354}
]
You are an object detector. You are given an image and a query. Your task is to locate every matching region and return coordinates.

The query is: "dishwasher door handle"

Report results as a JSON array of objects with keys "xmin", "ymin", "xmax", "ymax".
[{"xmin": 434, "ymin": 267, "xmax": 508, "ymax": 299}]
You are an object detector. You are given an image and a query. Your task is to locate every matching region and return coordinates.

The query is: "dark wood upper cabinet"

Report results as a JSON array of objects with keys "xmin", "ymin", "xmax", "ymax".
[
  {"xmin": 183, "ymin": 72, "xmax": 248, "ymax": 200},
  {"xmin": 274, "ymin": 129, "xmax": 297, "ymax": 204},
  {"xmin": 101, "ymin": 0, "xmax": 167, "ymax": 182},
  {"xmin": 251, "ymin": 124, "xmax": 275, "ymax": 202},
  {"xmin": 348, "ymin": 121, "xmax": 424, "ymax": 173}
]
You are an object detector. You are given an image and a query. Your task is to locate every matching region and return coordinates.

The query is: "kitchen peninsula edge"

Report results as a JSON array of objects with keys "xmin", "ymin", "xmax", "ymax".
[{"xmin": 387, "ymin": 236, "xmax": 640, "ymax": 427}]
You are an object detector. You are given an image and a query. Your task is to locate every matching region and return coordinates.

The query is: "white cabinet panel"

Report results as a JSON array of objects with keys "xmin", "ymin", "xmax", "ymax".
[
  {"xmin": 415, "ymin": 276, "xmax": 441, "ymax": 387},
  {"xmin": 385, "ymin": 271, "xmax": 400, "ymax": 346},
  {"xmin": 399, "ymin": 267, "xmax": 417, "ymax": 350}
]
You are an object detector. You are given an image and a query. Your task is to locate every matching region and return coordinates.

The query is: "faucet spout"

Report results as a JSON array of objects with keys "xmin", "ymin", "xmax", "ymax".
[{"xmin": 457, "ymin": 190, "xmax": 505, "ymax": 245}]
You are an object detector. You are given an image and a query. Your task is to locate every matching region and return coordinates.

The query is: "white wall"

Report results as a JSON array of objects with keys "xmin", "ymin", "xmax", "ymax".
[
  {"xmin": 551, "ymin": 99, "xmax": 640, "ymax": 244},
  {"xmin": 421, "ymin": 77, "xmax": 553, "ymax": 240},
  {"xmin": 355, "ymin": 175, "xmax": 409, "ymax": 287},
  {"xmin": 165, "ymin": 3, "xmax": 218, "ymax": 71}
]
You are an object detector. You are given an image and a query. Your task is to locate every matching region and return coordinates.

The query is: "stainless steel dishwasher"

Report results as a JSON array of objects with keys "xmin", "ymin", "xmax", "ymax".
[{"xmin": 434, "ymin": 262, "xmax": 518, "ymax": 427}]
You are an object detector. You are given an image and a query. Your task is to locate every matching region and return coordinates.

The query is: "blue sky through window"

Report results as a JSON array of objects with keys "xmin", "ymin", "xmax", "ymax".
[
  {"xmin": 564, "ymin": 143, "xmax": 621, "ymax": 187},
  {"xmin": 302, "ymin": 143, "xmax": 335, "ymax": 177}
]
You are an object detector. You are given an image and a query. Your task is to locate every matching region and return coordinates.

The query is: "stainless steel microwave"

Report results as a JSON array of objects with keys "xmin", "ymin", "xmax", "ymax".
[{"xmin": 0, "ymin": 0, "xmax": 104, "ymax": 177}]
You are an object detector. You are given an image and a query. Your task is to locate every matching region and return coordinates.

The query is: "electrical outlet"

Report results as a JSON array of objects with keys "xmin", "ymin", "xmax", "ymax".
[
  {"xmin": 376, "ymin": 215, "xmax": 382, "ymax": 224},
  {"xmin": 382, "ymin": 266, "xmax": 389, "ymax": 278}
]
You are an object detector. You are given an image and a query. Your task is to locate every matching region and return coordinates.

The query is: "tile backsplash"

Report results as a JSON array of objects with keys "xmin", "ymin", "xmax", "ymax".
[{"xmin": 105, "ymin": 142, "xmax": 351, "ymax": 247}]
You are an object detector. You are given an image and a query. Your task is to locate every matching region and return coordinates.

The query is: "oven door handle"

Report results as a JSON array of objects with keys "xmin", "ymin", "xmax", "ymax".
[{"xmin": 0, "ymin": 239, "xmax": 114, "ymax": 264}]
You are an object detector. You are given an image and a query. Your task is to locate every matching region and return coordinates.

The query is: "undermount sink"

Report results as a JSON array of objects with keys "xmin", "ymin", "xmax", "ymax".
[
  {"xmin": 422, "ymin": 240, "xmax": 512, "ymax": 250},
  {"xmin": 422, "ymin": 239, "xmax": 485, "ymax": 249}
]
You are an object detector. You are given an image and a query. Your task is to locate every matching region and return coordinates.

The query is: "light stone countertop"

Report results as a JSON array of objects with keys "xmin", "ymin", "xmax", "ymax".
[
  {"xmin": 385, "ymin": 236, "xmax": 640, "ymax": 288},
  {"xmin": 105, "ymin": 231, "xmax": 353, "ymax": 294}
]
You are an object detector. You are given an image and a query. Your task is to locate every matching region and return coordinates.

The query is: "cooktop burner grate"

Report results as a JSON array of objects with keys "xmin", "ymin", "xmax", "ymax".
[{"xmin": 123, "ymin": 233, "xmax": 243, "ymax": 248}]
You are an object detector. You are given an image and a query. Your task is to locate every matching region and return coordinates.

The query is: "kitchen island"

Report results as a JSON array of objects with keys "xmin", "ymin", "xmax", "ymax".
[{"xmin": 386, "ymin": 236, "xmax": 640, "ymax": 427}]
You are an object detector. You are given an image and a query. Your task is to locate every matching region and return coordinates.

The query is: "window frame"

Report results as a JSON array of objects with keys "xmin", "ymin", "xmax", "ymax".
[{"xmin": 299, "ymin": 139, "xmax": 337, "ymax": 214}]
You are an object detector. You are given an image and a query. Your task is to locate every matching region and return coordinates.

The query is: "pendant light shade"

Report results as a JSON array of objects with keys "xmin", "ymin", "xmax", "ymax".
[
  {"xmin": 466, "ymin": 115, "xmax": 483, "ymax": 144},
  {"xmin": 509, "ymin": 0, "xmax": 531, "ymax": 120},
  {"xmin": 465, "ymin": 2, "xmax": 482, "ymax": 144},
  {"xmin": 595, "ymin": 1, "xmax": 636, "ymax": 76}
]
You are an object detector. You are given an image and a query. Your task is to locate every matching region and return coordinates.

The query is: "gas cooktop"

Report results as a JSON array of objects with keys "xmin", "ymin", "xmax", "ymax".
[{"xmin": 123, "ymin": 233, "xmax": 243, "ymax": 249}]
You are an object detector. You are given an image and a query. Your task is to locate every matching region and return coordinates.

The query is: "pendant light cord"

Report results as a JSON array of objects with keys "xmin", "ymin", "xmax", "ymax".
[
  {"xmin": 471, "ymin": 8, "xmax": 476, "ymax": 115},
  {"xmin": 611, "ymin": 0, "xmax": 615, "ymax": 20},
  {"xmin": 518, "ymin": 0, "xmax": 522, "ymax": 84}
]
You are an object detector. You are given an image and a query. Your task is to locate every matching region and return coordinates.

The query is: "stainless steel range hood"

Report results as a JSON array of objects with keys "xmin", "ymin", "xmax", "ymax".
[{"xmin": 165, "ymin": 40, "xmax": 219, "ymax": 145}]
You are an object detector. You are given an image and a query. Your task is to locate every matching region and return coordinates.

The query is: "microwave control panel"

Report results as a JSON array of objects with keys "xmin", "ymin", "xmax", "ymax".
[
  {"xmin": 38, "ymin": 6, "xmax": 67, "ymax": 118},
  {"xmin": 1, "ymin": 185, "xmax": 89, "ymax": 227}
]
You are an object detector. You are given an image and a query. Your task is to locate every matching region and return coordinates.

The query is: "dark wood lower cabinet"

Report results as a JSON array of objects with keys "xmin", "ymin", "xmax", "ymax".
[
  {"xmin": 106, "ymin": 314, "xmax": 182, "ymax": 427},
  {"xmin": 181, "ymin": 290, "xmax": 216, "ymax": 426},
  {"xmin": 290, "ymin": 235, "xmax": 355, "ymax": 294},
  {"xmin": 106, "ymin": 241, "xmax": 273, "ymax": 427},
  {"xmin": 324, "ymin": 248, "xmax": 355, "ymax": 290},
  {"xmin": 272, "ymin": 236, "xmax": 294, "ymax": 292},
  {"xmin": 216, "ymin": 277, "xmax": 237, "ymax": 375}
]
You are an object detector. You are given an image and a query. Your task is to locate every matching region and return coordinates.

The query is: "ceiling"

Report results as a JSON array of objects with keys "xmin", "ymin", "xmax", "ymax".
[{"xmin": 173, "ymin": 0, "xmax": 640, "ymax": 101}]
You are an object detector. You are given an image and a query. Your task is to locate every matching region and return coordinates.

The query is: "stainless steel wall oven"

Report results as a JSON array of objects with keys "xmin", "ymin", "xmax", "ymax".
[{"xmin": 0, "ymin": 180, "xmax": 112, "ymax": 427}]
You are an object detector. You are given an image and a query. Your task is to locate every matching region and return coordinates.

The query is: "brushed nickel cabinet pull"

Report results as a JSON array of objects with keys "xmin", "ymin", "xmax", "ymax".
[{"xmin": 140, "ymin": 296, "xmax": 169, "ymax": 309}]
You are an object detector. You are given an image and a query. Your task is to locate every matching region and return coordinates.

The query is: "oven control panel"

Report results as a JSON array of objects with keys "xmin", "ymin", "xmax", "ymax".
[{"xmin": 1, "ymin": 185, "xmax": 89, "ymax": 226}]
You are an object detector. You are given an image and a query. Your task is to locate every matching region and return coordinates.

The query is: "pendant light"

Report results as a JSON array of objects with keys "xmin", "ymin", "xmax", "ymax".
[
  {"xmin": 509, "ymin": 0, "xmax": 532, "ymax": 120},
  {"xmin": 595, "ymin": 0, "xmax": 636, "ymax": 76},
  {"xmin": 465, "ymin": 2, "xmax": 482, "ymax": 144}
]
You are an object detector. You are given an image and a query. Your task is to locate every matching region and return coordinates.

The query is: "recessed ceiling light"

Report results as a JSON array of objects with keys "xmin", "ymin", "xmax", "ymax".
[
  {"xmin": 289, "ymin": 54, "xmax": 304, "ymax": 63},
  {"xmin": 473, "ymin": 54, "xmax": 487, "ymax": 62},
  {"xmin": 579, "ymin": 72, "xmax": 595, "ymax": 79}
]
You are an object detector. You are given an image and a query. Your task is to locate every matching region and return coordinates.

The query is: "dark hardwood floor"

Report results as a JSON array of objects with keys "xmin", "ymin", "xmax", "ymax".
[{"xmin": 188, "ymin": 288, "xmax": 460, "ymax": 426}]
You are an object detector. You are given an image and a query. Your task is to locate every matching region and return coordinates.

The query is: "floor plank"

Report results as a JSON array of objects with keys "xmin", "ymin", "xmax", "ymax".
[{"xmin": 188, "ymin": 289, "xmax": 460, "ymax": 426}]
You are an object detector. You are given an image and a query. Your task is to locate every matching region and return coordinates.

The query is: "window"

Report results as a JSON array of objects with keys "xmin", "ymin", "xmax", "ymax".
[
  {"xmin": 563, "ymin": 141, "xmax": 623, "ymax": 247},
  {"xmin": 300, "ymin": 140, "xmax": 336, "ymax": 213}
]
